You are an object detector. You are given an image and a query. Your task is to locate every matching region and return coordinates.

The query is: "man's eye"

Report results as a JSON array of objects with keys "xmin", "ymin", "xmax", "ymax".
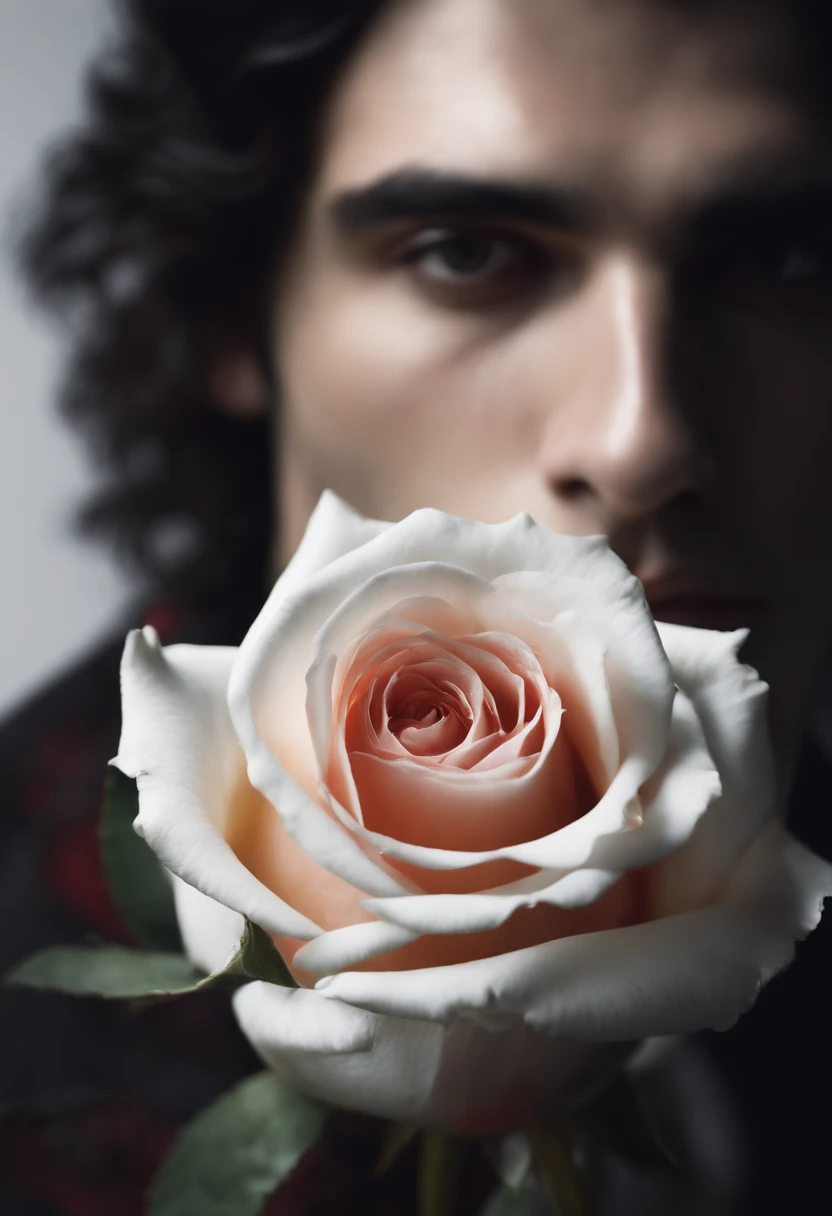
[
  {"xmin": 397, "ymin": 228, "xmax": 555, "ymax": 304},
  {"xmin": 736, "ymin": 237, "xmax": 832, "ymax": 285},
  {"xmin": 691, "ymin": 227, "xmax": 832, "ymax": 300},
  {"xmin": 405, "ymin": 232, "xmax": 519, "ymax": 281}
]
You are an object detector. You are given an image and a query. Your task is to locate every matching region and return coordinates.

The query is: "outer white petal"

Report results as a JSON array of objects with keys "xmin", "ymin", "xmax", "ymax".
[
  {"xmin": 293, "ymin": 920, "xmax": 419, "ymax": 973},
  {"xmin": 231, "ymin": 623, "xmax": 410, "ymax": 897},
  {"xmin": 532, "ymin": 608, "xmax": 619, "ymax": 785},
  {"xmin": 114, "ymin": 628, "xmax": 321, "ymax": 939},
  {"xmin": 725, "ymin": 821, "xmax": 832, "ymax": 935},
  {"xmin": 493, "ymin": 571, "xmax": 673, "ymax": 785},
  {"xmin": 356, "ymin": 870, "xmax": 618, "ymax": 946},
  {"xmin": 234, "ymin": 985, "xmax": 445, "ymax": 1121},
  {"xmin": 585, "ymin": 682, "xmax": 721, "ymax": 872},
  {"xmin": 318, "ymin": 825, "xmax": 832, "ymax": 1039},
  {"xmin": 262, "ymin": 490, "xmax": 394, "ymax": 607},
  {"xmin": 225, "ymin": 494, "xmax": 407, "ymax": 898},
  {"xmin": 170, "ymin": 873, "xmax": 245, "ymax": 975},
  {"xmin": 652, "ymin": 624, "xmax": 774, "ymax": 913},
  {"xmin": 233, "ymin": 980, "xmax": 378, "ymax": 1055},
  {"xmin": 228, "ymin": 722, "xmax": 408, "ymax": 899},
  {"xmin": 233, "ymin": 984, "xmax": 624, "ymax": 1130}
]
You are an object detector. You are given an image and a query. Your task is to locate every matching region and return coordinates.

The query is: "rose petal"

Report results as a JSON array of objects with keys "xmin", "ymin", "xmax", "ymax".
[
  {"xmin": 322, "ymin": 745, "xmax": 650, "ymax": 873},
  {"xmin": 230, "ymin": 662, "xmax": 409, "ymax": 899},
  {"xmin": 170, "ymin": 873, "xmax": 245, "ymax": 975},
  {"xmin": 490, "ymin": 575, "xmax": 672, "ymax": 789},
  {"xmin": 308, "ymin": 569, "xmax": 666, "ymax": 871},
  {"xmin": 224, "ymin": 778, "xmax": 394, "ymax": 945},
  {"xmin": 308, "ymin": 565, "xmax": 495, "ymax": 778},
  {"xmin": 269, "ymin": 490, "xmax": 394, "ymax": 603},
  {"xmin": 234, "ymin": 983, "xmax": 624, "ymax": 1130},
  {"xmin": 583, "ymin": 682, "xmax": 722, "ymax": 876},
  {"xmin": 114, "ymin": 628, "xmax": 321, "ymax": 939},
  {"xmin": 650, "ymin": 624, "xmax": 774, "ymax": 914},
  {"xmin": 295, "ymin": 877, "xmax": 635, "ymax": 977},
  {"xmin": 317, "ymin": 825, "xmax": 832, "ymax": 1038},
  {"xmin": 344, "ymin": 640, "xmax": 564, "ymax": 846},
  {"xmin": 292, "ymin": 921, "xmax": 419, "ymax": 974},
  {"xmin": 233, "ymin": 980, "xmax": 378, "ymax": 1055},
  {"xmin": 323, "ymin": 596, "xmax": 481, "ymax": 749},
  {"xmin": 237, "ymin": 491, "xmax": 393, "ymax": 797},
  {"xmin": 320, "ymin": 660, "xmax": 713, "ymax": 883},
  {"xmin": 528, "ymin": 610, "xmax": 619, "ymax": 788},
  {"xmin": 344, "ymin": 694, "xmax": 563, "ymax": 856},
  {"xmin": 314, "ymin": 599, "xmax": 487, "ymax": 775},
  {"xmin": 359, "ymin": 868, "xmax": 621, "ymax": 940},
  {"xmin": 235, "ymin": 986, "xmax": 444, "ymax": 1123}
]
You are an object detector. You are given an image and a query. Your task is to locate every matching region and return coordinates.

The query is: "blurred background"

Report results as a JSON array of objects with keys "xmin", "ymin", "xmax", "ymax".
[{"xmin": 0, "ymin": 0, "xmax": 135, "ymax": 721}]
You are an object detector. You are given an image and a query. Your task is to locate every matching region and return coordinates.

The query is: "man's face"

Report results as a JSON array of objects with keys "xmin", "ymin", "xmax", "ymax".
[{"xmin": 270, "ymin": 0, "xmax": 832, "ymax": 787}]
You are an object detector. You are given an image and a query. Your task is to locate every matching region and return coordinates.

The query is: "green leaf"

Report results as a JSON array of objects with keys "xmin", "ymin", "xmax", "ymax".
[
  {"xmin": 5, "ymin": 946, "xmax": 204, "ymax": 998},
  {"xmin": 5, "ymin": 918, "xmax": 298, "ymax": 1002},
  {"xmin": 99, "ymin": 766, "xmax": 182, "ymax": 952},
  {"xmin": 147, "ymin": 1071, "xmax": 328, "ymax": 1216}
]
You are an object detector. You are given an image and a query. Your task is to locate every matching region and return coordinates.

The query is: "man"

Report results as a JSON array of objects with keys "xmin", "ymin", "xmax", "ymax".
[{"xmin": 2, "ymin": 0, "xmax": 831, "ymax": 1210}]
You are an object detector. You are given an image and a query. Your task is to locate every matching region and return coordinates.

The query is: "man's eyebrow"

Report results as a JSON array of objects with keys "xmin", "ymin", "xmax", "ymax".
[
  {"xmin": 673, "ymin": 142, "xmax": 832, "ymax": 223},
  {"xmin": 688, "ymin": 177, "xmax": 832, "ymax": 236},
  {"xmin": 327, "ymin": 168, "xmax": 593, "ymax": 234}
]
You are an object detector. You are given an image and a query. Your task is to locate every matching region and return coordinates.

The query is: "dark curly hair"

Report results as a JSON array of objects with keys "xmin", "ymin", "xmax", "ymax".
[
  {"xmin": 18, "ymin": 0, "xmax": 832, "ymax": 641},
  {"xmin": 18, "ymin": 0, "xmax": 386, "ymax": 639}
]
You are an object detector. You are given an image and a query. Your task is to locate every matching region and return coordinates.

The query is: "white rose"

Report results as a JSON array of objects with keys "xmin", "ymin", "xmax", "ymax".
[{"xmin": 115, "ymin": 492, "xmax": 832, "ymax": 1133}]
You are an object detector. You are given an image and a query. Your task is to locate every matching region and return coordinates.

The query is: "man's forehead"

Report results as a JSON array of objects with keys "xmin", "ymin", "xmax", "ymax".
[{"xmin": 311, "ymin": 0, "xmax": 828, "ymax": 222}]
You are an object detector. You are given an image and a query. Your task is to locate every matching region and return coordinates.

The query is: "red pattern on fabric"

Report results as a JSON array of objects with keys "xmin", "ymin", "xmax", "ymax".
[{"xmin": 1, "ymin": 1104, "xmax": 175, "ymax": 1216}]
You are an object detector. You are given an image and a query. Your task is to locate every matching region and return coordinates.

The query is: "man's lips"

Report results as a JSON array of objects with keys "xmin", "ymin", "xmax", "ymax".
[{"xmin": 644, "ymin": 593, "xmax": 769, "ymax": 631}]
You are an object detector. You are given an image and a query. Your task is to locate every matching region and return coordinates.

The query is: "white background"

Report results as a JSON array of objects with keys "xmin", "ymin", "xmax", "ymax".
[{"xmin": 0, "ymin": 0, "xmax": 134, "ymax": 722}]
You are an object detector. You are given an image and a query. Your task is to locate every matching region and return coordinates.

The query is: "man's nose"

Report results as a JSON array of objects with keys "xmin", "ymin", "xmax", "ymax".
[{"xmin": 539, "ymin": 256, "xmax": 714, "ymax": 533}]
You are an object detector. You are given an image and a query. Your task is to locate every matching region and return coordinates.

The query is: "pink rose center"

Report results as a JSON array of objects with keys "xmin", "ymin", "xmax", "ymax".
[
  {"xmin": 386, "ymin": 678, "xmax": 468, "ymax": 756},
  {"xmin": 231, "ymin": 615, "xmax": 639, "ymax": 981},
  {"xmin": 324, "ymin": 626, "xmax": 597, "ymax": 890}
]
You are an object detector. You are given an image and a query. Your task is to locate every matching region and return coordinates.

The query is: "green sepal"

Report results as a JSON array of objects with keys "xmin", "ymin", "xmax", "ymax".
[
  {"xmin": 560, "ymin": 1042, "xmax": 638, "ymax": 1114},
  {"xmin": 374, "ymin": 1121, "xmax": 419, "ymax": 1177},
  {"xmin": 418, "ymin": 1131, "xmax": 463, "ymax": 1216},
  {"xmin": 99, "ymin": 766, "xmax": 182, "ymax": 952},
  {"xmin": 5, "ymin": 918, "xmax": 297, "ymax": 1001},
  {"xmin": 223, "ymin": 917, "xmax": 298, "ymax": 990},
  {"xmin": 578, "ymin": 1070, "xmax": 679, "ymax": 1174},
  {"xmin": 147, "ymin": 1071, "xmax": 328, "ymax": 1216},
  {"xmin": 529, "ymin": 1123, "xmax": 592, "ymax": 1216}
]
